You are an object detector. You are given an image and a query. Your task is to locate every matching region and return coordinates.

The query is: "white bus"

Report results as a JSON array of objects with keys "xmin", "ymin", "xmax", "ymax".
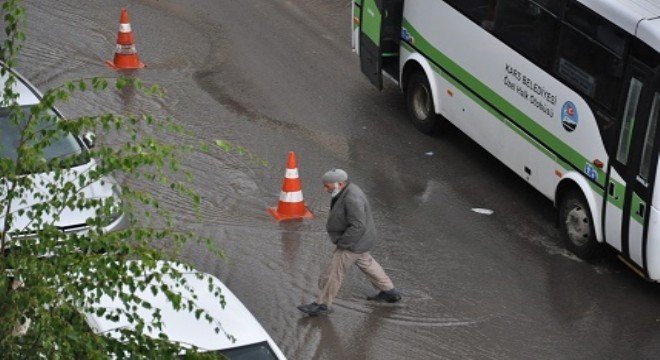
[{"xmin": 352, "ymin": 0, "xmax": 660, "ymax": 280}]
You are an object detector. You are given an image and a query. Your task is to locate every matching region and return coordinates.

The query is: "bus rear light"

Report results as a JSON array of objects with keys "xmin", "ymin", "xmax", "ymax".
[
  {"xmin": 593, "ymin": 159, "xmax": 604, "ymax": 168},
  {"xmin": 447, "ymin": 89, "xmax": 453, "ymax": 97},
  {"xmin": 555, "ymin": 170, "xmax": 563, "ymax": 177}
]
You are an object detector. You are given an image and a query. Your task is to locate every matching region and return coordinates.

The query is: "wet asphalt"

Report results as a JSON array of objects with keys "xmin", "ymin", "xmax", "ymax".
[{"xmin": 17, "ymin": 0, "xmax": 660, "ymax": 359}]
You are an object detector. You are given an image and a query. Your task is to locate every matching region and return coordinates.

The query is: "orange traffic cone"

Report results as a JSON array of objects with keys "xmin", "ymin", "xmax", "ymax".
[
  {"xmin": 269, "ymin": 151, "xmax": 314, "ymax": 221},
  {"xmin": 106, "ymin": 8, "xmax": 145, "ymax": 70}
]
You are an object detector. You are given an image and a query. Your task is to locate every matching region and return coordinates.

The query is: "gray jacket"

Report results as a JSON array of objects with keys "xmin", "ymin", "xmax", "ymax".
[{"xmin": 326, "ymin": 182, "xmax": 376, "ymax": 253}]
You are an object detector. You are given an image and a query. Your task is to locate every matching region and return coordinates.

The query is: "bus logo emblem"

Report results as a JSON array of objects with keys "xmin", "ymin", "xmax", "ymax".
[{"xmin": 561, "ymin": 101, "xmax": 578, "ymax": 132}]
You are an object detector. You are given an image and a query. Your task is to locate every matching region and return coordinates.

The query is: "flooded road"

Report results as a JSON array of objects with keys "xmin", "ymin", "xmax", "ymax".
[{"xmin": 19, "ymin": 0, "xmax": 660, "ymax": 359}]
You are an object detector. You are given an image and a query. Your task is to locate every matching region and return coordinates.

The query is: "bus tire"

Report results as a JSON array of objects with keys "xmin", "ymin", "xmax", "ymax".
[
  {"xmin": 406, "ymin": 71, "xmax": 438, "ymax": 134},
  {"xmin": 559, "ymin": 190, "xmax": 600, "ymax": 260}
]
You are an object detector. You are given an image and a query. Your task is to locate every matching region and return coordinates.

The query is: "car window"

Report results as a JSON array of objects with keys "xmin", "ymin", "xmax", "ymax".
[
  {"xmin": 0, "ymin": 106, "xmax": 88, "ymax": 167},
  {"xmin": 215, "ymin": 341, "xmax": 281, "ymax": 360}
]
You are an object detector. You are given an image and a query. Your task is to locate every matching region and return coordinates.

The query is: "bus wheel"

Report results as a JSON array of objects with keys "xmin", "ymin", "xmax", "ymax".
[
  {"xmin": 559, "ymin": 190, "xmax": 600, "ymax": 259},
  {"xmin": 406, "ymin": 71, "xmax": 438, "ymax": 134}
]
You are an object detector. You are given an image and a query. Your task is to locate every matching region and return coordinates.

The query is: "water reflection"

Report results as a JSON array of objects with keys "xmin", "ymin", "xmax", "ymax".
[{"xmin": 278, "ymin": 220, "xmax": 304, "ymax": 264}]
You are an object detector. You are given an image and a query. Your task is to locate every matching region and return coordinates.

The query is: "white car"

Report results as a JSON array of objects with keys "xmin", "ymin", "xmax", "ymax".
[
  {"xmin": 0, "ymin": 65, "xmax": 127, "ymax": 244},
  {"xmin": 82, "ymin": 261, "xmax": 288, "ymax": 359}
]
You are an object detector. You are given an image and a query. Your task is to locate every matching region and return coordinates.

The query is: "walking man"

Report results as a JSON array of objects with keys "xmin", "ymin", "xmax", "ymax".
[{"xmin": 297, "ymin": 169, "xmax": 401, "ymax": 316}]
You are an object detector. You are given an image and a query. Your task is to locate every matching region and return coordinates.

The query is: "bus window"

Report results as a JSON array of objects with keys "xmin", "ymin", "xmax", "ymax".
[
  {"xmin": 617, "ymin": 78, "xmax": 643, "ymax": 165},
  {"xmin": 556, "ymin": 25, "xmax": 624, "ymax": 110},
  {"xmin": 446, "ymin": 0, "xmax": 496, "ymax": 30},
  {"xmin": 531, "ymin": 0, "xmax": 563, "ymax": 16},
  {"xmin": 494, "ymin": 0, "xmax": 559, "ymax": 68},
  {"xmin": 564, "ymin": 0, "xmax": 627, "ymax": 56},
  {"xmin": 638, "ymin": 92, "xmax": 660, "ymax": 185},
  {"xmin": 631, "ymin": 39, "xmax": 660, "ymax": 70}
]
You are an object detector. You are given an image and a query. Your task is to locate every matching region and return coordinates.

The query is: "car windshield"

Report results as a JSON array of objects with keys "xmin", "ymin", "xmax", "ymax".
[
  {"xmin": 0, "ymin": 106, "xmax": 88, "ymax": 167},
  {"xmin": 214, "ymin": 341, "xmax": 280, "ymax": 360}
]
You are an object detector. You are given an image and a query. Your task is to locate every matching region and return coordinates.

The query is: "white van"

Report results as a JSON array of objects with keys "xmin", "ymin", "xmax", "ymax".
[{"xmin": 82, "ymin": 261, "xmax": 288, "ymax": 359}]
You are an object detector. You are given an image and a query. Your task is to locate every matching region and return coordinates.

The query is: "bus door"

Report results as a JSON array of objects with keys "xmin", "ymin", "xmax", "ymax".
[
  {"xmin": 605, "ymin": 61, "xmax": 660, "ymax": 271},
  {"xmin": 357, "ymin": 0, "xmax": 403, "ymax": 89}
]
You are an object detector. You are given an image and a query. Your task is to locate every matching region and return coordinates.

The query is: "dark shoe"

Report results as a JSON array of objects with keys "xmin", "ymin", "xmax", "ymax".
[
  {"xmin": 367, "ymin": 289, "xmax": 402, "ymax": 303},
  {"xmin": 297, "ymin": 302, "xmax": 329, "ymax": 316}
]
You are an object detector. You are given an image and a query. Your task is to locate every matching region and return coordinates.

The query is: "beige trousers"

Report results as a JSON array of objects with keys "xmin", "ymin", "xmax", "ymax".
[{"xmin": 316, "ymin": 248, "xmax": 395, "ymax": 306}]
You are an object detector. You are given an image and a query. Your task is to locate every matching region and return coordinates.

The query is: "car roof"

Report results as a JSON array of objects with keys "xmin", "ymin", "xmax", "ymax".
[
  {"xmin": 82, "ymin": 262, "xmax": 286, "ymax": 358},
  {"xmin": 0, "ymin": 66, "xmax": 42, "ymax": 106}
]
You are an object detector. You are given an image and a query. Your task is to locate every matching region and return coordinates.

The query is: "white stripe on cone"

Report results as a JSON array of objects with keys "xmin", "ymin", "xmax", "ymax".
[
  {"xmin": 280, "ymin": 190, "xmax": 304, "ymax": 202},
  {"xmin": 285, "ymin": 168, "xmax": 299, "ymax": 178},
  {"xmin": 115, "ymin": 44, "xmax": 137, "ymax": 54},
  {"xmin": 119, "ymin": 23, "xmax": 132, "ymax": 33}
]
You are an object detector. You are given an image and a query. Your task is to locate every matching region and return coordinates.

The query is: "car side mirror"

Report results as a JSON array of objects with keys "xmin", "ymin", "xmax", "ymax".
[{"xmin": 82, "ymin": 132, "xmax": 96, "ymax": 149}]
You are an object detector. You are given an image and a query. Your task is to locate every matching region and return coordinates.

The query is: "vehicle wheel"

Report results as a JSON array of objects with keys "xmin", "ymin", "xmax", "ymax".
[
  {"xmin": 559, "ymin": 190, "xmax": 600, "ymax": 259},
  {"xmin": 406, "ymin": 71, "xmax": 438, "ymax": 134}
]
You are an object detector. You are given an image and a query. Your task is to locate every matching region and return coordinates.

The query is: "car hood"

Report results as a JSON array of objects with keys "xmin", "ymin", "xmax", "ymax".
[
  {"xmin": 0, "ymin": 159, "xmax": 117, "ymax": 233},
  {"xmin": 82, "ymin": 262, "xmax": 285, "ymax": 356}
]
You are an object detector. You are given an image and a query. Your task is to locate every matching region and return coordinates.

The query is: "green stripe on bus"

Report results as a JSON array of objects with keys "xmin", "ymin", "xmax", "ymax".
[
  {"xmin": 608, "ymin": 181, "xmax": 625, "ymax": 209},
  {"xmin": 589, "ymin": 181, "xmax": 605, "ymax": 198},
  {"xmin": 401, "ymin": 19, "xmax": 607, "ymax": 189}
]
